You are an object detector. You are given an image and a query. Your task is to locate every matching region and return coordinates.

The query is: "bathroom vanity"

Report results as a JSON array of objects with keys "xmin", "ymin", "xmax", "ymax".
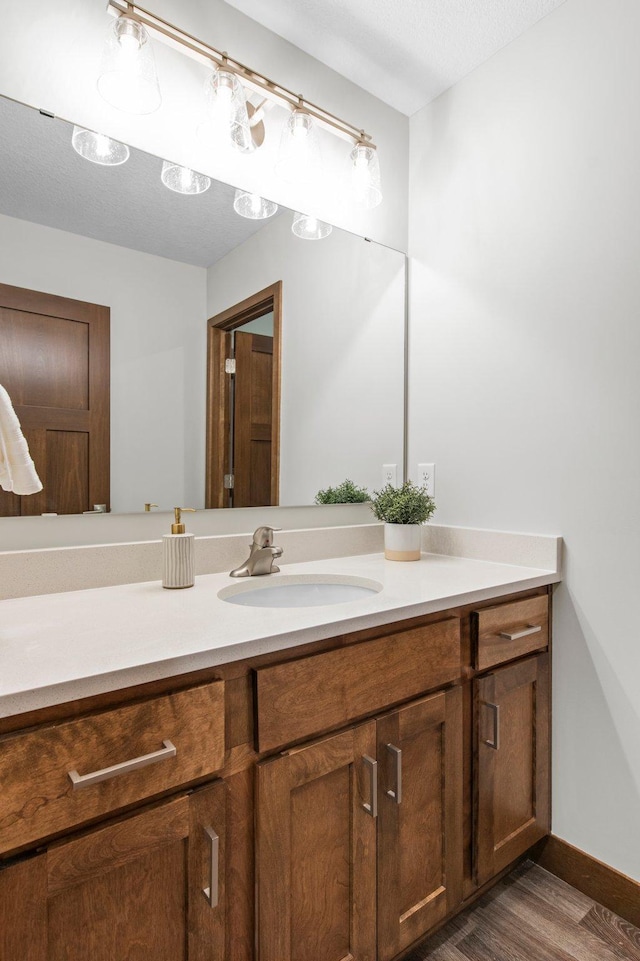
[{"xmin": 0, "ymin": 549, "xmax": 556, "ymax": 961}]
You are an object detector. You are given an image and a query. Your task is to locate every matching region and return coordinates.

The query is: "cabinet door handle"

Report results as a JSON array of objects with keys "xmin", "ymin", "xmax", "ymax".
[
  {"xmin": 386, "ymin": 743, "xmax": 402, "ymax": 804},
  {"xmin": 481, "ymin": 702, "xmax": 500, "ymax": 750},
  {"xmin": 202, "ymin": 826, "xmax": 219, "ymax": 908},
  {"xmin": 499, "ymin": 624, "xmax": 542, "ymax": 641},
  {"xmin": 362, "ymin": 755, "xmax": 378, "ymax": 818},
  {"xmin": 68, "ymin": 739, "xmax": 177, "ymax": 789}
]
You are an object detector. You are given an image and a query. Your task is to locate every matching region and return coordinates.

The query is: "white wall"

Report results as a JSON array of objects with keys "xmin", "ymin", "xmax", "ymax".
[
  {"xmin": 0, "ymin": 214, "xmax": 206, "ymax": 512},
  {"xmin": 208, "ymin": 215, "xmax": 405, "ymax": 505},
  {"xmin": 0, "ymin": 0, "xmax": 408, "ymax": 251},
  {"xmin": 409, "ymin": 0, "xmax": 640, "ymax": 879}
]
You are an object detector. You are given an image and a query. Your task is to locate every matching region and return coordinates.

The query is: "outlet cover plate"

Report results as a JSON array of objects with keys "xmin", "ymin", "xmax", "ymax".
[
  {"xmin": 417, "ymin": 463, "xmax": 435, "ymax": 496},
  {"xmin": 382, "ymin": 464, "xmax": 397, "ymax": 486}
]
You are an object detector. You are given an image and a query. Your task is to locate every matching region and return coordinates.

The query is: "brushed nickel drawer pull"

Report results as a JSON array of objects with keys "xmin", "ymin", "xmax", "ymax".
[
  {"xmin": 386, "ymin": 744, "xmax": 402, "ymax": 804},
  {"xmin": 362, "ymin": 755, "xmax": 378, "ymax": 818},
  {"xmin": 499, "ymin": 624, "xmax": 542, "ymax": 641},
  {"xmin": 203, "ymin": 826, "xmax": 219, "ymax": 907},
  {"xmin": 481, "ymin": 702, "xmax": 500, "ymax": 750},
  {"xmin": 68, "ymin": 739, "xmax": 177, "ymax": 789}
]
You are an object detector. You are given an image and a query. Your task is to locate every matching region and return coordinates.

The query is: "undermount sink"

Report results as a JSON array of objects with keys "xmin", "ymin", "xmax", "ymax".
[{"xmin": 218, "ymin": 574, "xmax": 383, "ymax": 609}]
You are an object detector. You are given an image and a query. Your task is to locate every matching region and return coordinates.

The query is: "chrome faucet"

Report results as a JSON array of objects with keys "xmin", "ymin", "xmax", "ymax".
[{"xmin": 229, "ymin": 526, "xmax": 283, "ymax": 577}]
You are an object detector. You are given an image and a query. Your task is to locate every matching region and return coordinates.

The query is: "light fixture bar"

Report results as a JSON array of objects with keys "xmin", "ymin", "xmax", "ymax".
[{"xmin": 106, "ymin": 0, "xmax": 376, "ymax": 148}]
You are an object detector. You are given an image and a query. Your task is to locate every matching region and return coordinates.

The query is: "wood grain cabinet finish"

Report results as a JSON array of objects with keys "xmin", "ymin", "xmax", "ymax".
[
  {"xmin": 256, "ymin": 689, "xmax": 465, "ymax": 961},
  {"xmin": 472, "ymin": 594, "xmax": 549, "ymax": 671},
  {"xmin": 256, "ymin": 722, "xmax": 378, "ymax": 961},
  {"xmin": 0, "ymin": 587, "xmax": 552, "ymax": 961},
  {"xmin": 254, "ymin": 616, "xmax": 461, "ymax": 752},
  {"xmin": 377, "ymin": 687, "xmax": 463, "ymax": 961},
  {"xmin": 0, "ymin": 681, "xmax": 225, "ymax": 855},
  {"xmin": 475, "ymin": 652, "xmax": 550, "ymax": 885},
  {"xmin": 0, "ymin": 782, "xmax": 227, "ymax": 961},
  {"xmin": 0, "ymin": 853, "xmax": 47, "ymax": 961}
]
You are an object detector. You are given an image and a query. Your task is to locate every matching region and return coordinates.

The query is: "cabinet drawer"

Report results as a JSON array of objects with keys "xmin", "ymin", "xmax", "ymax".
[
  {"xmin": 472, "ymin": 595, "xmax": 549, "ymax": 671},
  {"xmin": 0, "ymin": 681, "xmax": 225, "ymax": 855},
  {"xmin": 255, "ymin": 617, "xmax": 461, "ymax": 752}
]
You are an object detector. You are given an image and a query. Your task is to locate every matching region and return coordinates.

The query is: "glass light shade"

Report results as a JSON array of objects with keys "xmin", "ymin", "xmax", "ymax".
[
  {"xmin": 97, "ymin": 16, "xmax": 161, "ymax": 115},
  {"xmin": 350, "ymin": 142, "xmax": 382, "ymax": 209},
  {"xmin": 276, "ymin": 109, "xmax": 322, "ymax": 185},
  {"xmin": 202, "ymin": 68, "xmax": 252, "ymax": 153},
  {"xmin": 71, "ymin": 126, "xmax": 130, "ymax": 166},
  {"xmin": 291, "ymin": 212, "xmax": 332, "ymax": 241},
  {"xmin": 233, "ymin": 189, "xmax": 278, "ymax": 219},
  {"xmin": 161, "ymin": 161, "xmax": 211, "ymax": 194}
]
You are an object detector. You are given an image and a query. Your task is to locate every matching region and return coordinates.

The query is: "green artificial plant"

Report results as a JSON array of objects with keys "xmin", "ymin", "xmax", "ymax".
[
  {"xmin": 370, "ymin": 480, "xmax": 436, "ymax": 525},
  {"xmin": 314, "ymin": 479, "xmax": 370, "ymax": 505}
]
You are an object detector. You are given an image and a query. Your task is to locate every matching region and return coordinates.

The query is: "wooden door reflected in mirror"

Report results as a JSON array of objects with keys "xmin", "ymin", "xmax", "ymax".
[
  {"xmin": 0, "ymin": 283, "xmax": 110, "ymax": 517},
  {"xmin": 206, "ymin": 282, "xmax": 281, "ymax": 509}
]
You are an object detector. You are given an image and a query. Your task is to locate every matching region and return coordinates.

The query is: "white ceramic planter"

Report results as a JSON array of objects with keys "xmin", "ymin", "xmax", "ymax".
[{"xmin": 384, "ymin": 523, "xmax": 422, "ymax": 561}]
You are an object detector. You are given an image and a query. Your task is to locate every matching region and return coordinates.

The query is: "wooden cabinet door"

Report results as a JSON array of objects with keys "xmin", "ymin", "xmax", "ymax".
[
  {"xmin": 42, "ymin": 782, "xmax": 226, "ymax": 961},
  {"xmin": 475, "ymin": 653, "xmax": 550, "ymax": 885},
  {"xmin": 0, "ymin": 854, "xmax": 47, "ymax": 961},
  {"xmin": 188, "ymin": 779, "xmax": 227, "ymax": 961},
  {"xmin": 46, "ymin": 794, "xmax": 191, "ymax": 961},
  {"xmin": 256, "ymin": 722, "xmax": 377, "ymax": 961},
  {"xmin": 377, "ymin": 687, "xmax": 463, "ymax": 961}
]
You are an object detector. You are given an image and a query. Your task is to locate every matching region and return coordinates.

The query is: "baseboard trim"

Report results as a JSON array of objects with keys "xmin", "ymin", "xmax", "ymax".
[{"xmin": 535, "ymin": 835, "xmax": 640, "ymax": 929}]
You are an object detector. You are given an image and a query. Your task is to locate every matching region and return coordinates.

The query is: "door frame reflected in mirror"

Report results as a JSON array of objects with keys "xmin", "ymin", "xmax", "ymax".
[{"xmin": 206, "ymin": 281, "xmax": 282, "ymax": 509}]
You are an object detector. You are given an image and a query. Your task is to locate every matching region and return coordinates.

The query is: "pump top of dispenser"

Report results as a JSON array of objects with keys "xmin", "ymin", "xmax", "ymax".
[{"xmin": 171, "ymin": 507, "xmax": 196, "ymax": 534}]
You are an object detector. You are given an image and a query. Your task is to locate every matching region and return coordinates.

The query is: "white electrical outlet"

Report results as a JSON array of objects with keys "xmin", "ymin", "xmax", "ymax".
[
  {"xmin": 417, "ymin": 463, "xmax": 435, "ymax": 496},
  {"xmin": 382, "ymin": 464, "xmax": 397, "ymax": 486}
]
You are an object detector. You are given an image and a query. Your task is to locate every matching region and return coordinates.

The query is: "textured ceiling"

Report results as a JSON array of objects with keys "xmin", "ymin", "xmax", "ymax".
[
  {"xmin": 223, "ymin": 0, "xmax": 567, "ymax": 115},
  {"xmin": 0, "ymin": 96, "xmax": 278, "ymax": 268}
]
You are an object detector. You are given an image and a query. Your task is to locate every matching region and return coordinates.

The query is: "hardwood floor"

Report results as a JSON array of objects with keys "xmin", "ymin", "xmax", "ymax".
[{"xmin": 407, "ymin": 861, "xmax": 640, "ymax": 961}]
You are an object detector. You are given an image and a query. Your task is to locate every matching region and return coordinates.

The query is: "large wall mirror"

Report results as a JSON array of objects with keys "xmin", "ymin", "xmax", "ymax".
[{"xmin": 0, "ymin": 94, "xmax": 405, "ymax": 522}]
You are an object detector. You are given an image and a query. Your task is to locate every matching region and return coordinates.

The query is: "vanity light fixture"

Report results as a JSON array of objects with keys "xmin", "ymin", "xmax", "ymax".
[
  {"xmin": 202, "ymin": 66, "xmax": 253, "ymax": 154},
  {"xmin": 275, "ymin": 106, "xmax": 322, "ymax": 186},
  {"xmin": 71, "ymin": 126, "xmax": 130, "ymax": 165},
  {"xmin": 349, "ymin": 140, "xmax": 382, "ymax": 209},
  {"xmin": 103, "ymin": 1, "xmax": 383, "ymax": 206},
  {"xmin": 98, "ymin": 14, "xmax": 161, "ymax": 114},
  {"xmin": 233, "ymin": 189, "xmax": 278, "ymax": 219},
  {"xmin": 291, "ymin": 212, "xmax": 333, "ymax": 241},
  {"xmin": 161, "ymin": 161, "xmax": 211, "ymax": 194}
]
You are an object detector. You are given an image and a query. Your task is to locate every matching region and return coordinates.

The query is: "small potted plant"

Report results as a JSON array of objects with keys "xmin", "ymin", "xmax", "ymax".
[
  {"xmin": 370, "ymin": 480, "xmax": 435, "ymax": 561},
  {"xmin": 315, "ymin": 479, "xmax": 370, "ymax": 504}
]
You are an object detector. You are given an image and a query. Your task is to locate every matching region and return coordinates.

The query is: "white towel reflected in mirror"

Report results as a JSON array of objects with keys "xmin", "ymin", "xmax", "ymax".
[{"xmin": 0, "ymin": 384, "xmax": 43, "ymax": 495}]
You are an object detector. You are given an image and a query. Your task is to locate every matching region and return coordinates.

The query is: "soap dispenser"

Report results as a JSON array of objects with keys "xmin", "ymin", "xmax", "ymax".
[{"xmin": 162, "ymin": 507, "xmax": 196, "ymax": 589}]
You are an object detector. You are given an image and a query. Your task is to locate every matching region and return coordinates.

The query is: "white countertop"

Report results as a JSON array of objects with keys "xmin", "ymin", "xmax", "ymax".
[{"xmin": 0, "ymin": 550, "xmax": 560, "ymax": 719}]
